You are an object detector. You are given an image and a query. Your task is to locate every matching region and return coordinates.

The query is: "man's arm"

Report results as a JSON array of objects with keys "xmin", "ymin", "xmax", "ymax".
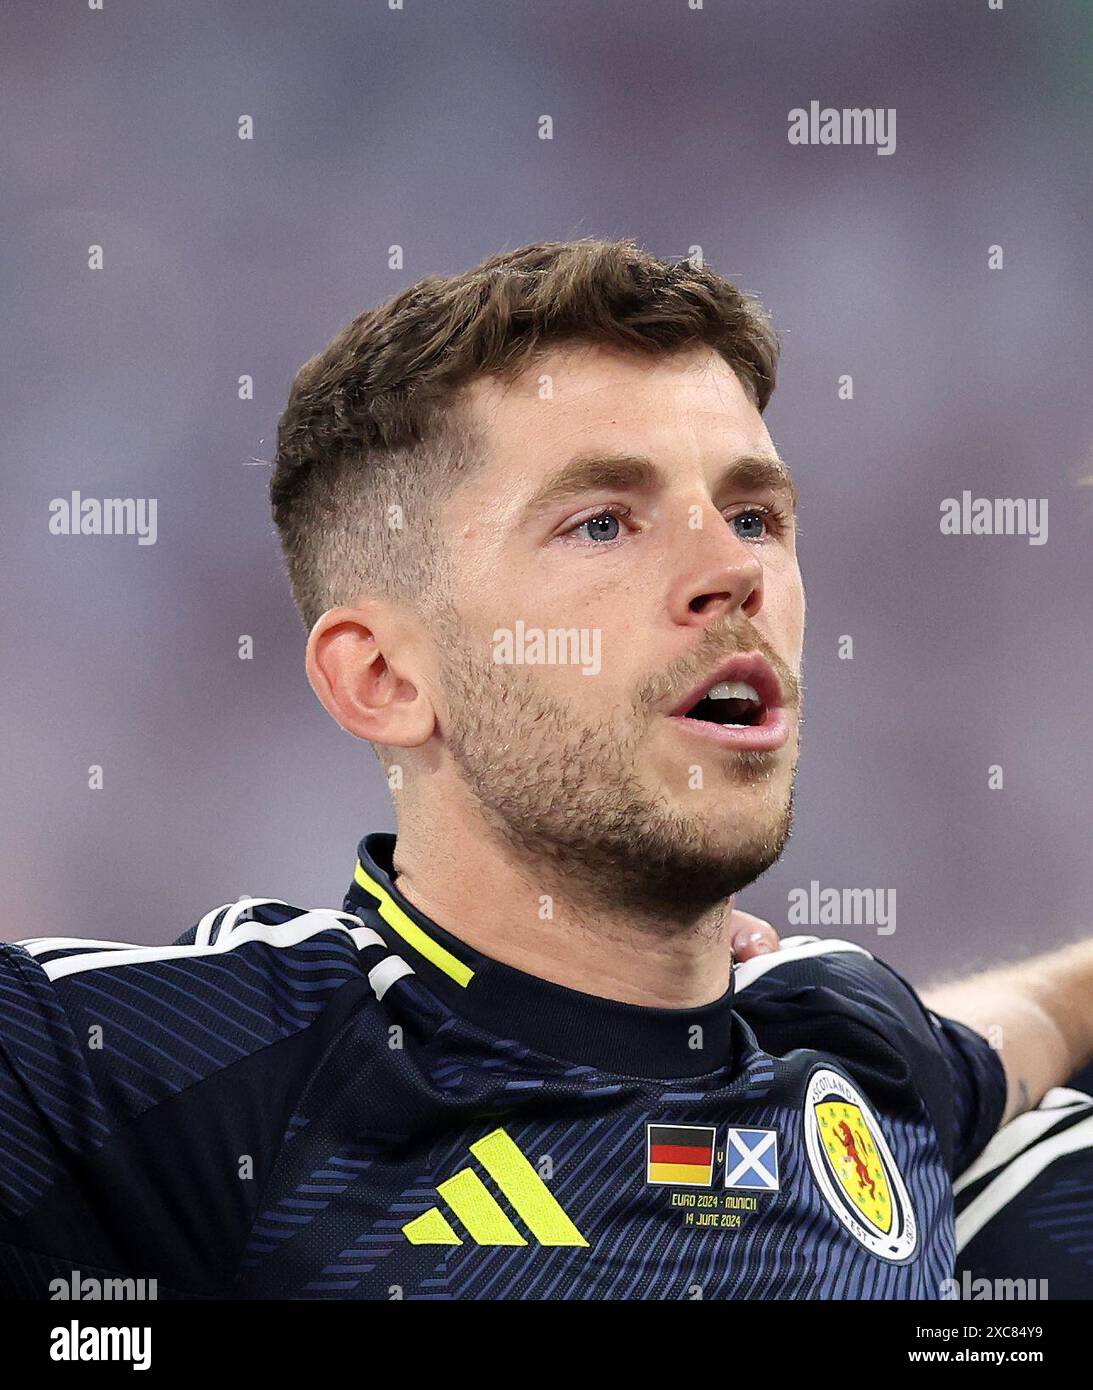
[{"xmin": 920, "ymin": 939, "xmax": 1093, "ymax": 1128}]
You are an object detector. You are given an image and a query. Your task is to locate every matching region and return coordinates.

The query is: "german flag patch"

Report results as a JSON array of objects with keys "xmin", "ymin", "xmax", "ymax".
[{"xmin": 646, "ymin": 1123, "xmax": 716, "ymax": 1186}]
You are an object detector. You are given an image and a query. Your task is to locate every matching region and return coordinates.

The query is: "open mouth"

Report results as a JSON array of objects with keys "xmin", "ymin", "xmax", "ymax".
[
  {"xmin": 682, "ymin": 680, "xmax": 766, "ymax": 727},
  {"xmin": 666, "ymin": 653, "xmax": 789, "ymax": 751}
]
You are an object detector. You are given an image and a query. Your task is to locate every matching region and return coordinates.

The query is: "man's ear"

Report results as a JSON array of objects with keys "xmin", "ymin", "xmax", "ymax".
[{"xmin": 305, "ymin": 602, "xmax": 436, "ymax": 749}]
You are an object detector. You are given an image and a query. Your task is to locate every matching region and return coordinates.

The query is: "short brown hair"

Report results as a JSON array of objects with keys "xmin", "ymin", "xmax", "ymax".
[{"xmin": 271, "ymin": 238, "xmax": 780, "ymax": 630}]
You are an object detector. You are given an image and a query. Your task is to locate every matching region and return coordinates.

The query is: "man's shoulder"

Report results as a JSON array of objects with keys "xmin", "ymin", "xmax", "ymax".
[
  {"xmin": 732, "ymin": 933, "xmax": 940, "ymax": 1073},
  {"xmin": 734, "ymin": 933, "xmax": 919, "ymax": 1015},
  {"xmin": 0, "ymin": 896, "xmax": 401, "ymax": 1162},
  {"xmin": 0, "ymin": 895, "xmax": 421, "ymax": 1287},
  {"xmin": 4, "ymin": 895, "xmax": 381, "ymax": 1017},
  {"xmin": 733, "ymin": 932, "xmax": 1008, "ymax": 1176},
  {"xmin": 732, "ymin": 932, "xmax": 991, "ymax": 1089}
]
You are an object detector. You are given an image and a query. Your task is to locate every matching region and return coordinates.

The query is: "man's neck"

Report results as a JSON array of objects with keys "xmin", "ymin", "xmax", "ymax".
[{"xmin": 390, "ymin": 797, "xmax": 734, "ymax": 1010}]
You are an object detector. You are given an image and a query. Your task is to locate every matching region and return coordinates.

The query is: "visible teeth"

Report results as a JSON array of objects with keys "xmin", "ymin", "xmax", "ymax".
[{"xmin": 706, "ymin": 681, "xmax": 760, "ymax": 703}]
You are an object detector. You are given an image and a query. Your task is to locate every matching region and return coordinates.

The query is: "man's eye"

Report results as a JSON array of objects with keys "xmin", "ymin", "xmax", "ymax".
[
  {"xmin": 569, "ymin": 508, "xmax": 629, "ymax": 543},
  {"xmin": 580, "ymin": 513, "xmax": 621, "ymax": 542},
  {"xmin": 730, "ymin": 506, "xmax": 784, "ymax": 541}
]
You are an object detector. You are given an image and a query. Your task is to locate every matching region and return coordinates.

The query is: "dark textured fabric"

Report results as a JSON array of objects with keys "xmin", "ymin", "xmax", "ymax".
[{"xmin": 0, "ymin": 836, "xmax": 1015, "ymax": 1300}]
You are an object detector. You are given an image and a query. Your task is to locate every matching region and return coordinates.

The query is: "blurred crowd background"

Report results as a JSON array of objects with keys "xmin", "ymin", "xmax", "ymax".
[{"xmin": 3, "ymin": 1, "xmax": 1091, "ymax": 984}]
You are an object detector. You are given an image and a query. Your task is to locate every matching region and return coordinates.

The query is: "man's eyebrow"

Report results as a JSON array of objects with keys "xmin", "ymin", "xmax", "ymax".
[
  {"xmin": 715, "ymin": 453, "xmax": 798, "ymax": 512},
  {"xmin": 521, "ymin": 450, "xmax": 797, "ymax": 519},
  {"xmin": 520, "ymin": 453, "xmax": 660, "ymax": 519}
]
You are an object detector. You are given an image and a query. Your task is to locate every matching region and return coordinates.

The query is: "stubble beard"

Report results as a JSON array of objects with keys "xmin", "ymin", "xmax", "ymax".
[{"xmin": 436, "ymin": 628, "xmax": 798, "ymax": 922}]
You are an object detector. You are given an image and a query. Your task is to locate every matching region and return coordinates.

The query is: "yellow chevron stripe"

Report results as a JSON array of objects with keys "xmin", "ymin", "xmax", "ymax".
[
  {"xmin": 438, "ymin": 1168, "xmax": 527, "ymax": 1245},
  {"xmin": 354, "ymin": 862, "xmax": 474, "ymax": 987},
  {"xmin": 402, "ymin": 1206, "xmax": 462, "ymax": 1245},
  {"xmin": 470, "ymin": 1128, "xmax": 588, "ymax": 1247}
]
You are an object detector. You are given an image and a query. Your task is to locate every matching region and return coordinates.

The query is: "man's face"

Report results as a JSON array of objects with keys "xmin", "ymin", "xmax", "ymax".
[{"xmin": 428, "ymin": 341, "xmax": 805, "ymax": 914}]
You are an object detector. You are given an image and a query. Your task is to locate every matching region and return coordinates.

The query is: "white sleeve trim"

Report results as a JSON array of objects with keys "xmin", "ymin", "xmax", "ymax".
[
  {"xmin": 956, "ymin": 1110, "xmax": 1093, "ymax": 1251},
  {"xmin": 953, "ymin": 1087, "xmax": 1093, "ymax": 1196}
]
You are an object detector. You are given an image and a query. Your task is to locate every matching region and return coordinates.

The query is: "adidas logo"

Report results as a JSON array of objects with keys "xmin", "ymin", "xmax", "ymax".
[{"xmin": 402, "ymin": 1127, "xmax": 588, "ymax": 1247}]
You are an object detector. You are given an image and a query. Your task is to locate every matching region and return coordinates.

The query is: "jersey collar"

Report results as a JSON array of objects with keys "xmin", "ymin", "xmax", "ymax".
[{"xmin": 343, "ymin": 832, "xmax": 741, "ymax": 1080}]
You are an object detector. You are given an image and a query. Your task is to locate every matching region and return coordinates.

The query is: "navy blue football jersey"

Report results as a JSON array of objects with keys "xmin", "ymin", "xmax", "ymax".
[
  {"xmin": 0, "ymin": 832, "xmax": 1011, "ymax": 1299},
  {"xmin": 953, "ymin": 1085, "xmax": 1093, "ymax": 1298}
]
